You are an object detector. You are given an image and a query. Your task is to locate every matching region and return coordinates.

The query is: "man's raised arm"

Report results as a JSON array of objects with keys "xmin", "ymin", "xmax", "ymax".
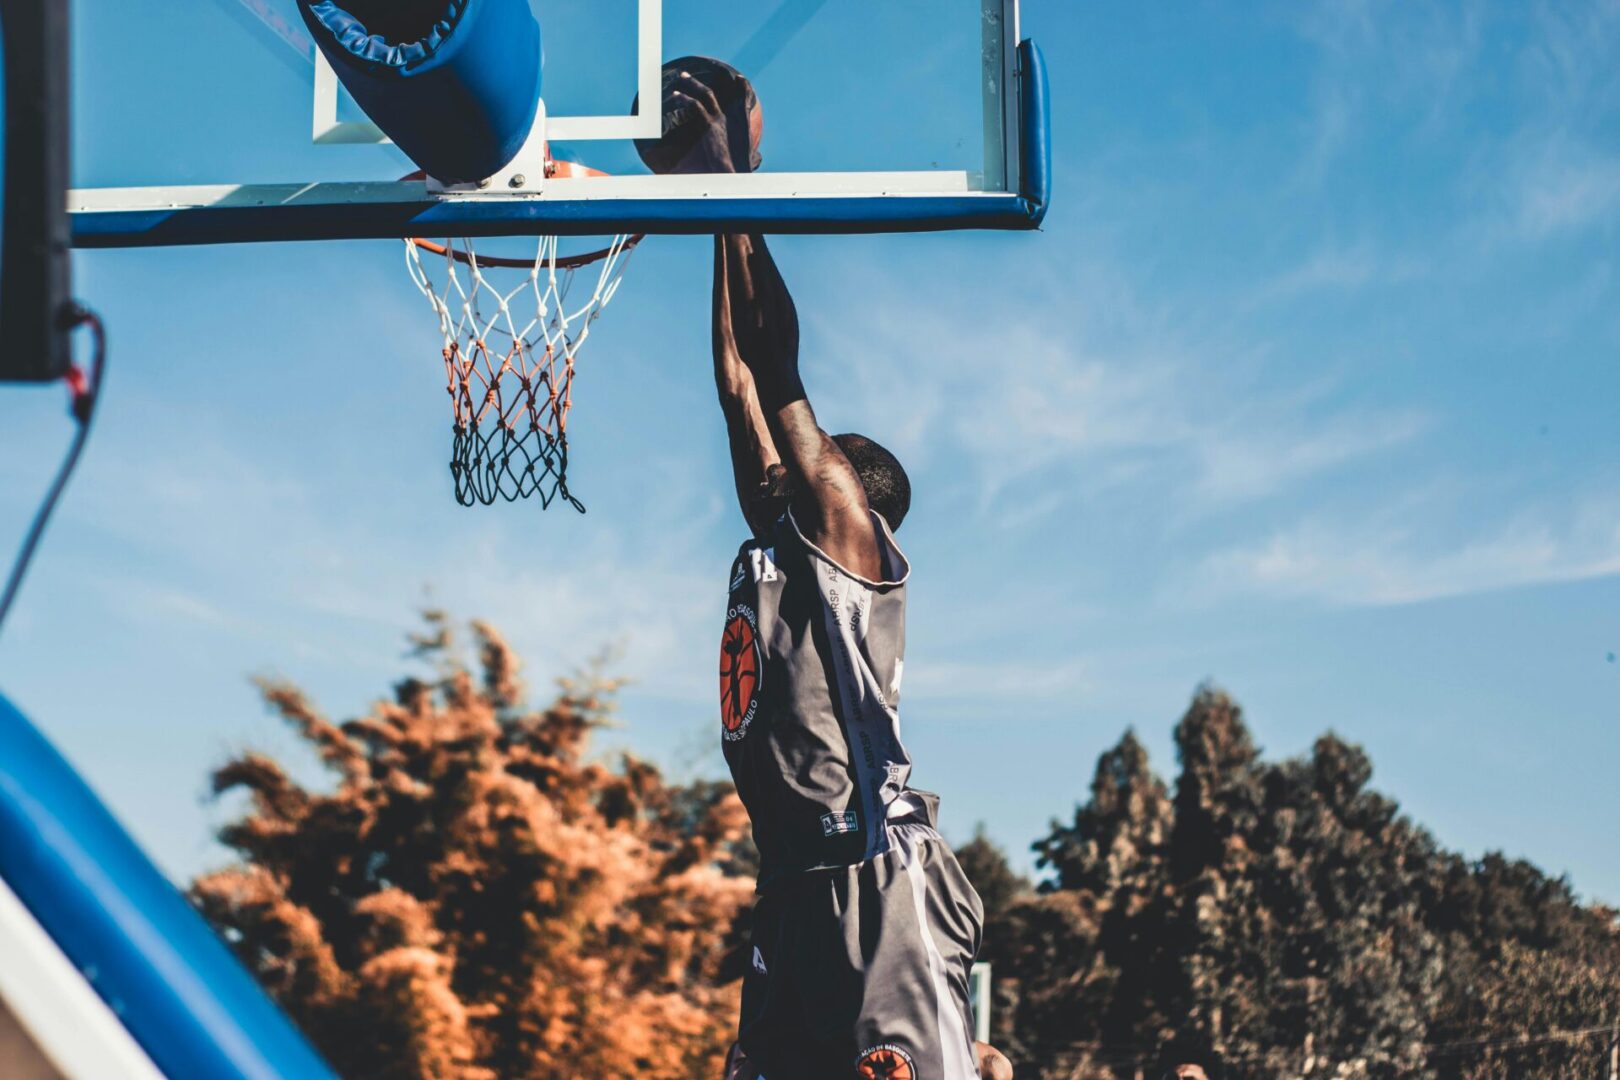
[
  {"xmin": 714, "ymin": 233, "xmax": 882, "ymax": 580},
  {"xmin": 712, "ymin": 234, "xmax": 786, "ymax": 539}
]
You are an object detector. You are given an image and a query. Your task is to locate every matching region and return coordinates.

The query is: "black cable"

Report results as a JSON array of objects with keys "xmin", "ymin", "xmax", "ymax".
[{"xmin": 0, "ymin": 304, "xmax": 106, "ymax": 638}]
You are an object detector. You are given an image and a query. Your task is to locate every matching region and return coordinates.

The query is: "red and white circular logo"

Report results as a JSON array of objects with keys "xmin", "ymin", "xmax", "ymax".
[
  {"xmin": 856, "ymin": 1044, "xmax": 915, "ymax": 1080},
  {"xmin": 719, "ymin": 605, "xmax": 761, "ymax": 741}
]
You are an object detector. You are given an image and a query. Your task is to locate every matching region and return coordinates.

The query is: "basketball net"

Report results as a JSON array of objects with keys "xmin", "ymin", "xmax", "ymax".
[{"xmin": 404, "ymin": 213, "xmax": 638, "ymax": 511}]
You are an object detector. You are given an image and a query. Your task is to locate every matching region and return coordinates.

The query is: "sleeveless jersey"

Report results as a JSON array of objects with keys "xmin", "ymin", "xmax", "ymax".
[{"xmin": 719, "ymin": 509, "xmax": 916, "ymax": 885}]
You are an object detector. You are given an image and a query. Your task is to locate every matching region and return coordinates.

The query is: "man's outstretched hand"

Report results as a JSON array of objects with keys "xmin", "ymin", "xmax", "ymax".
[
  {"xmin": 665, "ymin": 70, "xmax": 745, "ymax": 175},
  {"xmin": 976, "ymin": 1041, "xmax": 1014, "ymax": 1079}
]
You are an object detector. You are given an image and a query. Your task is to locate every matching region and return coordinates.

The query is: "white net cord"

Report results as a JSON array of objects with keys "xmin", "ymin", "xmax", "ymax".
[{"xmin": 405, "ymin": 234, "xmax": 635, "ymax": 510}]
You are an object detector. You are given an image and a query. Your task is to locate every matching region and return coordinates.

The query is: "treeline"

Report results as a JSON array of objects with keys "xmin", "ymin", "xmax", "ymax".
[
  {"xmin": 196, "ymin": 618, "xmax": 1620, "ymax": 1078},
  {"xmin": 962, "ymin": 688, "xmax": 1620, "ymax": 1078}
]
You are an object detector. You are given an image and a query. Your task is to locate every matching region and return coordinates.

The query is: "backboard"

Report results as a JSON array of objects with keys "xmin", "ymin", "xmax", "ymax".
[{"xmin": 67, "ymin": 0, "xmax": 1047, "ymax": 248}]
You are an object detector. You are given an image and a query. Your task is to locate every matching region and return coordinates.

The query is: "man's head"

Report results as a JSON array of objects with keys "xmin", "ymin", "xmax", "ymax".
[
  {"xmin": 758, "ymin": 434, "xmax": 911, "ymax": 537},
  {"xmin": 832, "ymin": 433, "xmax": 910, "ymax": 531}
]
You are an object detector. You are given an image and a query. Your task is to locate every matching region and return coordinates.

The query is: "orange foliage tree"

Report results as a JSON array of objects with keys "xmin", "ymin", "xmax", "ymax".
[{"xmin": 192, "ymin": 613, "xmax": 754, "ymax": 1079}]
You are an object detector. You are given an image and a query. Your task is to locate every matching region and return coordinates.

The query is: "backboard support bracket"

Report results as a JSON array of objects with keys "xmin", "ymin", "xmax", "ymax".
[{"xmin": 425, "ymin": 101, "xmax": 550, "ymax": 195}]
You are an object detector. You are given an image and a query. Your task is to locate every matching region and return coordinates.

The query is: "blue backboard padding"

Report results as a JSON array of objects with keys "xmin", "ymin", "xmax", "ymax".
[
  {"xmin": 299, "ymin": 0, "xmax": 542, "ymax": 183},
  {"xmin": 1017, "ymin": 39, "xmax": 1050, "ymax": 225},
  {"xmin": 0, "ymin": 692, "xmax": 338, "ymax": 1080}
]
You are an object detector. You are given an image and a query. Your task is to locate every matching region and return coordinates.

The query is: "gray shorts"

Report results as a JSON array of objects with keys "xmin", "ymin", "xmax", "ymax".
[{"xmin": 737, "ymin": 822, "xmax": 984, "ymax": 1080}]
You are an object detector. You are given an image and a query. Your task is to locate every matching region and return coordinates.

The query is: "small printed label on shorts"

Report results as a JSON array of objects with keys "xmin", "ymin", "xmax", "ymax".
[
  {"xmin": 751, "ymin": 946, "xmax": 768, "ymax": 975},
  {"xmin": 821, "ymin": 810, "xmax": 860, "ymax": 836}
]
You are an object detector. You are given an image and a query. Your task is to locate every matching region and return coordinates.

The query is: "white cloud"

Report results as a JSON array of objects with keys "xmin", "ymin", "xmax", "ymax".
[
  {"xmin": 1463, "ymin": 6, "xmax": 1620, "ymax": 245},
  {"xmin": 1197, "ymin": 490, "xmax": 1620, "ymax": 606},
  {"xmin": 1289, "ymin": 0, "xmax": 1486, "ymax": 177},
  {"xmin": 99, "ymin": 578, "xmax": 258, "ymax": 633},
  {"xmin": 32, "ymin": 389, "xmax": 729, "ymax": 711},
  {"xmin": 803, "ymin": 281, "xmax": 1425, "ymax": 518},
  {"xmin": 1505, "ymin": 146, "xmax": 1620, "ymax": 240},
  {"xmin": 903, "ymin": 657, "xmax": 1092, "ymax": 704},
  {"xmin": 1193, "ymin": 410, "xmax": 1428, "ymax": 505},
  {"xmin": 1285, "ymin": 2, "xmax": 1620, "ymax": 251},
  {"xmin": 1246, "ymin": 243, "xmax": 1429, "ymax": 305}
]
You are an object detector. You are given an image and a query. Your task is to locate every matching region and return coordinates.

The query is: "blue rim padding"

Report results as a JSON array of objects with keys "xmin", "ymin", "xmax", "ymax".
[
  {"xmin": 303, "ymin": 0, "xmax": 466, "ymax": 71},
  {"xmin": 0, "ymin": 692, "xmax": 338, "ymax": 1080},
  {"xmin": 297, "ymin": 0, "xmax": 542, "ymax": 183},
  {"xmin": 69, "ymin": 36, "xmax": 1050, "ymax": 246}
]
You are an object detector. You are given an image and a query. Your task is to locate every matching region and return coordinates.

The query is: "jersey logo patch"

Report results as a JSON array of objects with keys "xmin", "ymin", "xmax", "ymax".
[
  {"xmin": 821, "ymin": 810, "xmax": 859, "ymax": 836},
  {"xmin": 720, "ymin": 605, "xmax": 762, "ymax": 741},
  {"xmin": 856, "ymin": 1044, "xmax": 915, "ymax": 1079}
]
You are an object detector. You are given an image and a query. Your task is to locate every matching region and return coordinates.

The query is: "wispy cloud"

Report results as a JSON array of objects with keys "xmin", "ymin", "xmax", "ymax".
[
  {"xmin": 99, "ymin": 577, "xmax": 261, "ymax": 633},
  {"xmin": 1245, "ymin": 243, "xmax": 1429, "ymax": 305},
  {"xmin": 805, "ymin": 278, "xmax": 1425, "ymax": 519},
  {"xmin": 1197, "ymin": 489, "xmax": 1620, "ymax": 606},
  {"xmin": 1500, "ymin": 141, "xmax": 1620, "ymax": 240},
  {"xmin": 34, "ymin": 391, "xmax": 727, "ymax": 707},
  {"xmin": 1288, "ymin": 0, "xmax": 1486, "ymax": 178},
  {"xmin": 904, "ymin": 657, "xmax": 1092, "ymax": 704},
  {"xmin": 1193, "ymin": 410, "xmax": 1428, "ymax": 505},
  {"xmin": 1285, "ymin": 1, "xmax": 1620, "ymax": 253}
]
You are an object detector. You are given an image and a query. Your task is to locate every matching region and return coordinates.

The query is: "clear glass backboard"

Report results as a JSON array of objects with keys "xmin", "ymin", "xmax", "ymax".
[{"xmin": 67, "ymin": 0, "xmax": 1047, "ymax": 246}]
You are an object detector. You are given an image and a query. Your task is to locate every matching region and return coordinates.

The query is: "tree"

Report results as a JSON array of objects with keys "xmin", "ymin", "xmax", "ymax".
[
  {"xmin": 958, "ymin": 824, "xmax": 1031, "ymax": 925},
  {"xmin": 1020, "ymin": 729, "xmax": 1180, "ymax": 1076},
  {"xmin": 1006, "ymin": 686, "xmax": 1620, "ymax": 1080},
  {"xmin": 192, "ymin": 614, "xmax": 754, "ymax": 1079}
]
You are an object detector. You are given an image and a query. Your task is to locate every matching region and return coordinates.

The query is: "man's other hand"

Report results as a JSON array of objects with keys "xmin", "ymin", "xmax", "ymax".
[{"xmin": 976, "ymin": 1040, "xmax": 1013, "ymax": 1080}]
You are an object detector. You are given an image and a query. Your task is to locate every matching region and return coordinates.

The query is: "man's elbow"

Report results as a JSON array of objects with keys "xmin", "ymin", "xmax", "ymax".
[{"xmin": 716, "ymin": 383, "xmax": 757, "ymax": 424}]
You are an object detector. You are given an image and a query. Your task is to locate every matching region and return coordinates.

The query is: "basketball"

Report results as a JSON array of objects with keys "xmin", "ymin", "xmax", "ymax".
[{"xmin": 634, "ymin": 56, "xmax": 763, "ymax": 175}]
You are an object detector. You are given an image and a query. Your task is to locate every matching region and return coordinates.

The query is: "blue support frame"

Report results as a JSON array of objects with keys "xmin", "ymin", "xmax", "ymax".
[
  {"xmin": 1, "ymin": 0, "xmax": 75, "ymax": 379},
  {"xmin": 70, "ymin": 40, "xmax": 1048, "ymax": 248},
  {"xmin": 0, "ymin": 692, "xmax": 338, "ymax": 1080}
]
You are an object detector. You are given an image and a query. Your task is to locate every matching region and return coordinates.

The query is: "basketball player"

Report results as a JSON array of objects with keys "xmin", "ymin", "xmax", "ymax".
[{"xmin": 639, "ymin": 57, "xmax": 1012, "ymax": 1080}]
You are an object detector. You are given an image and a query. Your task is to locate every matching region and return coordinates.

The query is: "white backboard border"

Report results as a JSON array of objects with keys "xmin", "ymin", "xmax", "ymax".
[{"xmin": 312, "ymin": 0, "xmax": 663, "ymax": 144}]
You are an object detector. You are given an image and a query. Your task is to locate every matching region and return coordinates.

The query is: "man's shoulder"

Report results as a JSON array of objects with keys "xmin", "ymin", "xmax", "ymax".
[
  {"xmin": 784, "ymin": 509, "xmax": 911, "ymax": 589},
  {"xmin": 737, "ymin": 514, "xmax": 805, "ymax": 559}
]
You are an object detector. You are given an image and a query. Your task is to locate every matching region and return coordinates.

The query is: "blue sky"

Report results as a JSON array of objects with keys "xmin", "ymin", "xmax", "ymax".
[{"xmin": 3, "ymin": 1, "xmax": 1619, "ymax": 908}]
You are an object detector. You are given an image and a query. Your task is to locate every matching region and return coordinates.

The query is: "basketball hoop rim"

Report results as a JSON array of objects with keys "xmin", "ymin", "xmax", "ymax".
[{"xmin": 402, "ymin": 160, "xmax": 645, "ymax": 270}]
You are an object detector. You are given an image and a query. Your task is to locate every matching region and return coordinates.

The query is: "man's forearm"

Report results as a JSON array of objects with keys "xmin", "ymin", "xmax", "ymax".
[
  {"xmin": 720, "ymin": 379, "xmax": 780, "ymax": 491},
  {"xmin": 718, "ymin": 234, "xmax": 806, "ymax": 414},
  {"xmin": 714, "ymin": 235, "xmax": 784, "ymax": 532},
  {"xmin": 712, "ymin": 235, "xmax": 751, "ymax": 396},
  {"xmin": 718, "ymin": 234, "xmax": 822, "ymax": 486}
]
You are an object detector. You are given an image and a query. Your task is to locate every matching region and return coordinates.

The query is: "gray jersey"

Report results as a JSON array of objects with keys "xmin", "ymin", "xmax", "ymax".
[{"xmin": 720, "ymin": 509, "xmax": 915, "ymax": 885}]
